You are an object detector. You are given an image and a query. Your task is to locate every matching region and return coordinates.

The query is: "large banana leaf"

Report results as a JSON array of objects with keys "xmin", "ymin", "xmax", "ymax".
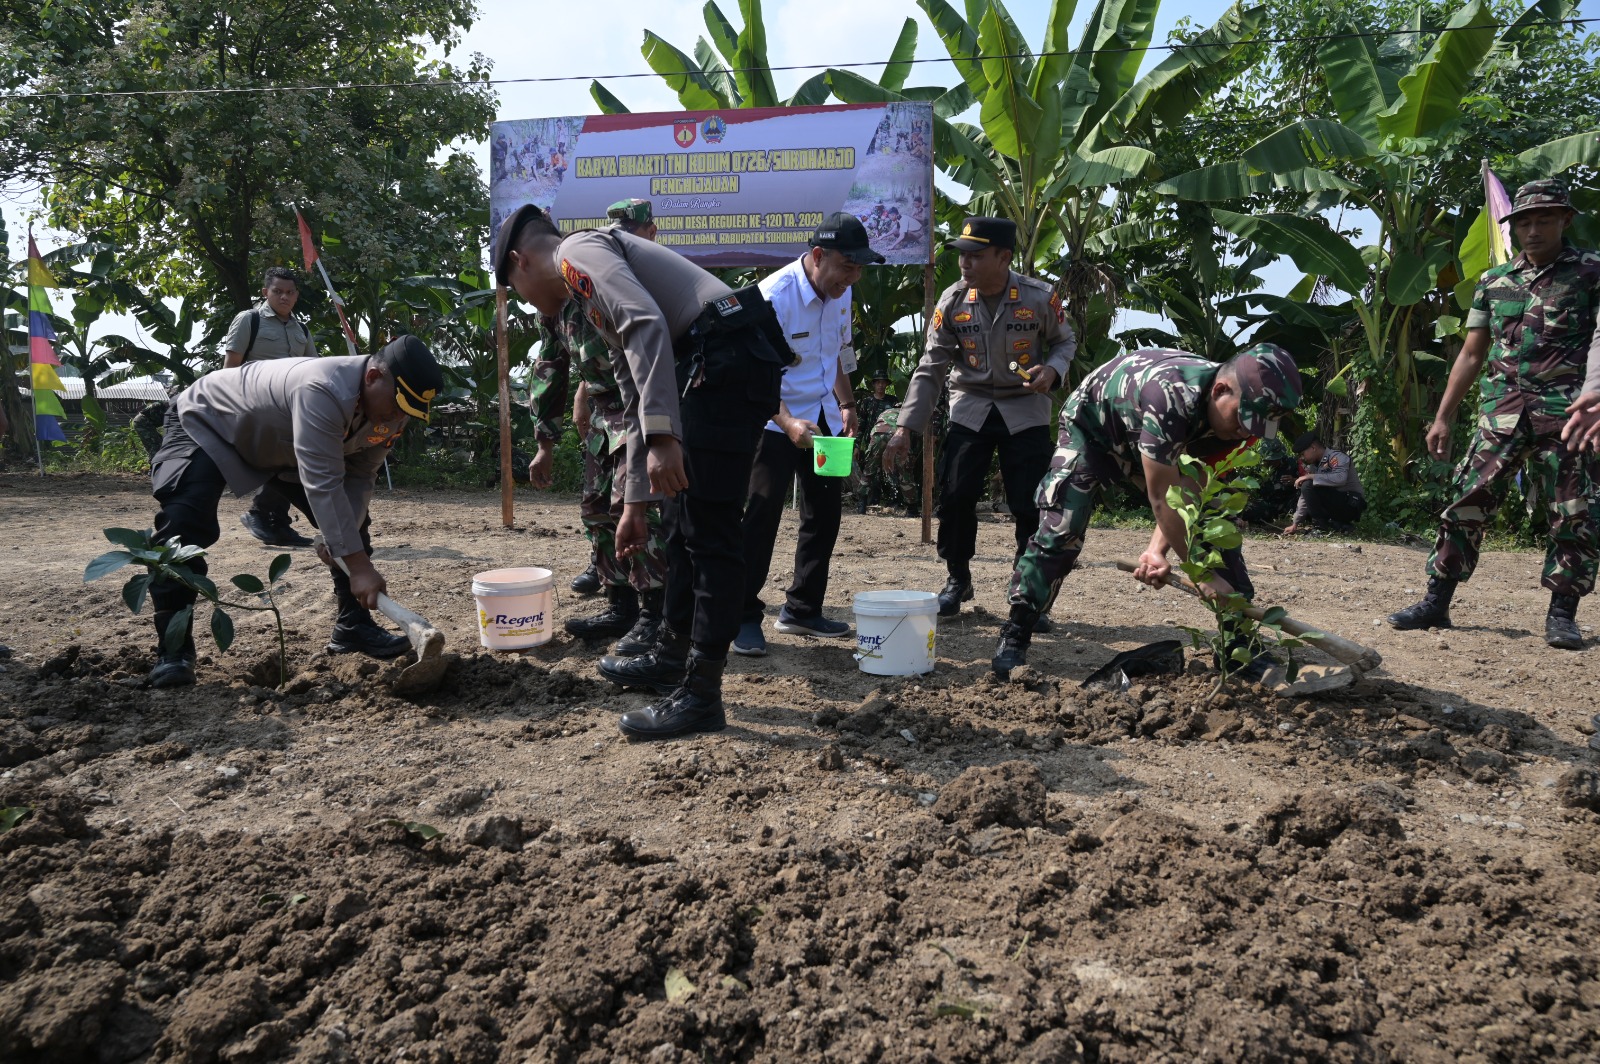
[
  {"xmin": 1212, "ymin": 209, "xmax": 1369, "ymax": 296},
  {"xmin": 1029, "ymin": 0, "xmax": 1084, "ymax": 98},
  {"xmin": 1242, "ymin": 119, "xmax": 1374, "ymax": 172},
  {"xmin": 694, "ymin": 38, "xmax": 741, "ymax": 107},
  {"xmin": 1454, "ymin": 208, "xmax": 1492, "ymax": 310},
  {"xmin": 640, "ymin": 32, "xmax": 729, "ymax": 111},
  {"xmin": 787, "ymin": 72, "xmax": 832, "ymax": 106},
  {"xmin": 1316, "ymin": 30, "xmax": 1399, "ymax": 141},
  {"xmin": 589, "ymin": 81, "xmax": 630, "ymax": 114},
  {"xmin": 1375, "ymin": 0, "xmax": 1497, "ymax": 142},
  {"xmin": 736, "ymin": 0, "xmax": 780, "ymax": 107},
  {"xmin": 1156, "ymin": 160, "xmax": 1355, "ymax": 201},
  {"xmin": 881, "ymin": 19, "xmax": 920, "ymax": 92},
  {"xmin": 1071, "ymin": 0, "xmax": 1164, "ymax": 142},
  {"xmin": 976, "ymin": 3, "xmax": 1043, "ymax": 160},
  {"xmin": 1050, "ymin": 146, "xmax": 1155, "ymax": 195},
  {"xmin": 1516, "ymin": 131, "xmax": 1600, "ymax": 174},
  {"xmin": 1090, "ymin": 2, "xmax": 1264, "ymax": 151},
  {"xmin": 918, "ymin": 0, "xmax": 987, "ymax": 101}
]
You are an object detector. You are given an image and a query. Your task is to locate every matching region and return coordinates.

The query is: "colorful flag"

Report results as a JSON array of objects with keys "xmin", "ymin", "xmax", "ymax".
[
  {"xmin": 26, "ymin": 232, "xmax": 69, "ymax": 451},
  {"xmin": 1482, "ymin": 160, "xmax": 1514, "ymax": 268},
  {"xmin": 295, "ymin": 209, "xmax": 361, "ymax": 357}
]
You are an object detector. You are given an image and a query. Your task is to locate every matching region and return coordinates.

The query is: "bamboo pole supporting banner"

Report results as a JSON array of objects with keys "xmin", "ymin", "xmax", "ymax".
[{"xmin": 496, "ymin": 285, "xmax": 514, "ymax": 528}]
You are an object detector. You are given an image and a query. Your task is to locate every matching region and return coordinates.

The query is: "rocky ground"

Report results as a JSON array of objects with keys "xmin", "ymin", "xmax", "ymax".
[{"xmin": 2, "ymin": 472, "xmax": 1598, "ymax": 1063}]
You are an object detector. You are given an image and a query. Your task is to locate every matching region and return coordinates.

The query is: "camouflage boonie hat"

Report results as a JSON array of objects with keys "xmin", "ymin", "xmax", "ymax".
[
  {"xmin": 1231, "ymin": 343, "xmax": 1302, "ymax": 440},
  {"xmin": 607, "ymin": 198, "xmax": 654, "ymax": 226},
  {"xmin": 1505, "ymin": 179, "xmax": 1579, "ymax": 220}
]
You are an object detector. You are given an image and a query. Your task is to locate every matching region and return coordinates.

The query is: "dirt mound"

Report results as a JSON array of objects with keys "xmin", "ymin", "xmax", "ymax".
[{"xmin": 932, "ymin": 761, "xmax": 1047, "ymax": 829}]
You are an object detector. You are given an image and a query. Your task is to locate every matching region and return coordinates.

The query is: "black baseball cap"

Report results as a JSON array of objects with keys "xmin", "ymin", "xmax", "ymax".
[
  {"xmin": 948, "ymin": 216, "xmax": 1016, "ymax": 252},
  {"xmin": 810, "ymin": 212, "xmax": 886, "ymax": 265},
  {"xmin": 492, "ymin": 204, "xmax": 549, "ymax": 287},
  {"xmin": 384, "ymin": 335, "xmax": 444, "ymax": 423}
]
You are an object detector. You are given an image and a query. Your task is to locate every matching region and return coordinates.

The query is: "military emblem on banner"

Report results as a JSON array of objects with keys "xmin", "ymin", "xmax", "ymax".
[
  {"xmin": 673, "ymin": 120, "xmax": 697, "ymax": 148},
  {"xmin": 701, "ymin": 114, "xmax": 727, "ymax": 143}
]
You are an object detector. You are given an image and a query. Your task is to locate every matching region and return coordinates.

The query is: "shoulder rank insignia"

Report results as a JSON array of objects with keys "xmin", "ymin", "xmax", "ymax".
[
  {"xmin": 560, "ymin": 259, "xmax": 594, "ymax": 300},
  {"xmin": 1008, "ymin": 286, "xmax": 1019, "ymax": 301},
  {"xmin": 965, "ymin": 288, "xmax": 979, "ymax": 304},
  {"xmin": 1012, "ymin": 306, "xmax": 1035, "ymax": 321}
]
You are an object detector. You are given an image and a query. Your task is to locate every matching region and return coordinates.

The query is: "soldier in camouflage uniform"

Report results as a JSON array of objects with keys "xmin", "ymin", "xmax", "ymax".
[
  {"xmin": 992, "ymin": 344, "xmax": 1303, "ymax": 677},
  {"xmin": 529, "ymin": 296, "xmax": 668, "ymax": 655},
  {"xmin": 851, "ymin": 370, "xmax": 895, "ymax": 512},
  {"xmin": 1389, "ymin": 180, "xmax": 1600, "ymax": 649},
  {"xmin": 864, "ymin": 400, "xmax": 948, "ymax": 514}
]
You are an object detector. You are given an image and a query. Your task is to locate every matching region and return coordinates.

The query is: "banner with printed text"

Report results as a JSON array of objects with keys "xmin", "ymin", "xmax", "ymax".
[{"xmin": 490, "ymin": 102, "xmax": 934, "ymax": 267}]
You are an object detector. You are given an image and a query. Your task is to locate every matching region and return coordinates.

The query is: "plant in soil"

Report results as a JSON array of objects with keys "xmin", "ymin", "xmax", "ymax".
[
  {"xmin": 84, "ymin": 527, "xmax": 293, "ymax": 686},
  {"xmin": 1167, "ymin": 447, "xmax": 1311, "ymax": 699}
]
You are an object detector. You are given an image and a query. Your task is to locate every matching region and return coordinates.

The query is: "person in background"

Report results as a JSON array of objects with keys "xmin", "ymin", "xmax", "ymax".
[
  {"xmin": 1283, "ymin": 431, "xmax": 1366, "ymax": 534},
  {"xmin": 222, "ymin": 267, "xmax": 316, "ymax": 549}
]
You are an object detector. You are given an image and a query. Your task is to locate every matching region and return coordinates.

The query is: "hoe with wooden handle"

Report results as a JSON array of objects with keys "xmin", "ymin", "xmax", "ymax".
[
  {"xmin": 1115, "ymin": 559, "xmax": 1382, "ymax": 690},
  {"xmin": 313, "ymin": 536, "xmax": 447, "ymax": 694}
]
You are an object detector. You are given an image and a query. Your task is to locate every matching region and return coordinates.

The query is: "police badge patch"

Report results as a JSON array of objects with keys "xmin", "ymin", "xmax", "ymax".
[{"xmin": 560, "ymin": 259, "xmax": 594, "ymax": 299}]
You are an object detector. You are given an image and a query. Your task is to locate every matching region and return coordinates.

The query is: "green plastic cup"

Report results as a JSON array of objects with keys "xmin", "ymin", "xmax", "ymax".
[{"xmin": 813, "ymin": 435, "xmax": 853, "ymax": 477}]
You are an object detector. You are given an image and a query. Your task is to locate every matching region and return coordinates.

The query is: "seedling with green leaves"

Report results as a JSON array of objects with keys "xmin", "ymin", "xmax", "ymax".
[
  {"xmin": 1166, "ymin": 447, "xmax": 1312, "ymax": 698},
  {"xmin": 84, "ymin": 528, "xmax": 292, "ymax": 687}
]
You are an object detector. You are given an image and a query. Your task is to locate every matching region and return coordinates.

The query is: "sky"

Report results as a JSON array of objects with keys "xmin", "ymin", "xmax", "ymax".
[{"xmin": 4, "ymin": 0, "xmax": 1597, "ymax": 362}]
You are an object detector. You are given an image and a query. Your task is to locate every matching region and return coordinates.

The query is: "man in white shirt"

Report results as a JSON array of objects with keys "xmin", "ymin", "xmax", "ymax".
[{"xmin": 734, "ymin": 214, "xmax": 884, "ymax": 655}]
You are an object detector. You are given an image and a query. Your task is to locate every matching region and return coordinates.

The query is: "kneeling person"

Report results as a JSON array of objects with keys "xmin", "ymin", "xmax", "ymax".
[
  {"xmin": 144, "ymin": 338, "xmax": 443, "ymax": 687},
  {"xmin": 993, "ymin": 345, "xmax": 1302, "ymax": 677},
  {"xmin": 1283, "ymin": 431, "xmax": 1365, "ymax": 533}
]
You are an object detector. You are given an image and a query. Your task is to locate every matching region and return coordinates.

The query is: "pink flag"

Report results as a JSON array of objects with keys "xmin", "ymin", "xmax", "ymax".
[
  {"xmin": 1482, "ymin": 160, "xmax": 1513, "ymax": 267},
  {"xmin": 295, "ymin": 209, "xmax": 361, "ymax": 356}
]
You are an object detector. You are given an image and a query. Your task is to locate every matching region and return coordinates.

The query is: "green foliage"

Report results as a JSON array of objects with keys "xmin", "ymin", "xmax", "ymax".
[
  {"xmin": 83, "ymin": 528, "xmax": 292, "ymax": 686},
  {"xmin": 1, "ymin": 0, "xmax": 495, "ymax": 329},
  {"xmin": 1167, "ymin": 448, "xmax": 1313, "ymax": 696}
]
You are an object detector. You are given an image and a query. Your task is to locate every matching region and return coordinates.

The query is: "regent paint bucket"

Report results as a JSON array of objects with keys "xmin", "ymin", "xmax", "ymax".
[{"xmin": 473, "ymin": 567, "xmax": 555, "ymax": 650}]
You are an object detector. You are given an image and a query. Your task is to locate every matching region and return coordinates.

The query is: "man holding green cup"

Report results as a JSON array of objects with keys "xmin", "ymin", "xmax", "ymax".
[{"xmin": 735, "ymin": 213, "xmax": 885, "ymax": 656}]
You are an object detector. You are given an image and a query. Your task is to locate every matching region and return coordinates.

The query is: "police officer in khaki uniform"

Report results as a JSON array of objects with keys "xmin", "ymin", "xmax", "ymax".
[
  {"xmin": 884, "ymin": 216, "xmax": 1077, "ymax": 616},
  {"xmin": 495, "ymin": 205, "xmax": 791, "ymax": 740}
]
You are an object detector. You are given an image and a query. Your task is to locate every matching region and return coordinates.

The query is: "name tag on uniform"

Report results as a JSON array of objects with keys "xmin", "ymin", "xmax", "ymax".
[{"xmin": 790, "ymin": 331, "xmax": 810, "ymax": 339}]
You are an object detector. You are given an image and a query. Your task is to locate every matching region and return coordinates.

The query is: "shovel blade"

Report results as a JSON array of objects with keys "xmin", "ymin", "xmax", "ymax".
[{"xmin": 1259, "ymin": 662, "xmax": 1356, "ymax": 695}]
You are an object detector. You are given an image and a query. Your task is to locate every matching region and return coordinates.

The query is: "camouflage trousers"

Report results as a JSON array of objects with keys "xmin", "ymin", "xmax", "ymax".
[
  {"xmin": 863, "ymin": 429, "xmax": 928, "ymax": 511},
  {"xmin": 1426, "ymin": 413, "xmax": 1597, "ymax": 595},
  {"xmin": 1008, "ymin": 421, "xmax": 1253, "ymax": 611},
  {"xmin": 582, "ymin": 429, "xmax": 667, "ymax": 593}
]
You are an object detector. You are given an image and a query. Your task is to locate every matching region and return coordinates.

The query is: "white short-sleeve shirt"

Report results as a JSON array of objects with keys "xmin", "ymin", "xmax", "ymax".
[{"xmin": 758, "ymin": 256, "xmax": 852, "ymax": 436}]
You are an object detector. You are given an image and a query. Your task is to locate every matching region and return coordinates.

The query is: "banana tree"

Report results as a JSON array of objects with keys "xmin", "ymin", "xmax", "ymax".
[
  {"xmin": 1157, "ymin": 0, "xmax": 1595, "ymax": 483},
  {"xmin": 826, "ymin": 0, "xmax": 1266, "ymax": 364}
]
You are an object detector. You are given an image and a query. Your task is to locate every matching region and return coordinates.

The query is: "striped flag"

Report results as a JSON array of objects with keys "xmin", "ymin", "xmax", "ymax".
[
  {"xmin": 1482, "ymin": 160, "xmax": 1514, "ymax": 268},
  {"xmin": 295, "ymin": 209, "xmax": 361, "ymax": 357},
  {"xmin": 26, "ymin": 233, "xmax": 68, "ymax": 448}
]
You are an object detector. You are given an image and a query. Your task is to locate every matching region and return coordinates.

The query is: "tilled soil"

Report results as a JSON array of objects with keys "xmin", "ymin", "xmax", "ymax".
[{"xmin": 2, "ymin": 472, "xmax": 1598, "ymax": 1063}]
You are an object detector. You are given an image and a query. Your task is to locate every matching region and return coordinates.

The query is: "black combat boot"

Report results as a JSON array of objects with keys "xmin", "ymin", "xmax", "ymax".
[
  {"xmin": 991, "ymin": 606, "xmax": 1037, "ymax": 679},
  {"xmin": 1386, "ymin": 576, "xmax": 1456, "ymax": 631},
  {"xmin": 614, "ymin": 588, "xmax": 664, "ymax": 657},
  {"xmin": 327, "ymin": 574, "xmax": 410, "ymax": 658},
  {"xmin": 598, "ymin": 624, "xmax": 689, "ymax": 694},
  {"xmin": 1546, "ymin": 592, "xmax": 1583, "ymax": 650},
  {"xmin": 938, "ymin": 572, "xmax": 974, "ymax": 617},
  {"xmin": 619, "ymin": 651, "xmax": 727, "ymax": 739},
  {"xmin": 566, "ymin": 585, "xmax": 640, "ymax": 640},
  {"xmin": 148, "ymin": 609, "xmax": 197, "ymax": 688},
  {"xmin": 570, "ymin": 563, "xmax": 602, "ymax": 596}
]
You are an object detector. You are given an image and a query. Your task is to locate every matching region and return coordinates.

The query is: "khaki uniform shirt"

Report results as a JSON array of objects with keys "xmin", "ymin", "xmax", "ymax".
[
  {"xmin": 900, "ymin": 271, "xmax": 1077, "ymax": 435},
  {"xmin": 555, "ymin": 227, "xmax": 732, "ymax": 502},
  {"xmin": 176, "ymin": 356, "xmax": 405, "ymax": 557},
  {"xmin": 224, "ymin": 304, "xmax": 313, "ymax": 361}
]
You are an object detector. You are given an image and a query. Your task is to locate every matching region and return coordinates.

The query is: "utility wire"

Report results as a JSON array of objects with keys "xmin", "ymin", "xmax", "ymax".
[{"xmin": 1, "ymin": 17, "xmax": 1595, "ymax": 102}]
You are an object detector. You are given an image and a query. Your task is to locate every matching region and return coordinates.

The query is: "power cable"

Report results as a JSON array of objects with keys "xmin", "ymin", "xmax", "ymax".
[{"xmin": 0, "ymin": 17, "xmax": 1594, "ymax": 102}]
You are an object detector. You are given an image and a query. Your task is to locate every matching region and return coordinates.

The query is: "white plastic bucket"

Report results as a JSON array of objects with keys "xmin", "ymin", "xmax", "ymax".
[
  {"xmin": 473, "ymin": 567, "xmax": 555, "ymax": 650},
  {"xmin": 853, "ymin": 590, "xmax": 939, "ymax": 676}
]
